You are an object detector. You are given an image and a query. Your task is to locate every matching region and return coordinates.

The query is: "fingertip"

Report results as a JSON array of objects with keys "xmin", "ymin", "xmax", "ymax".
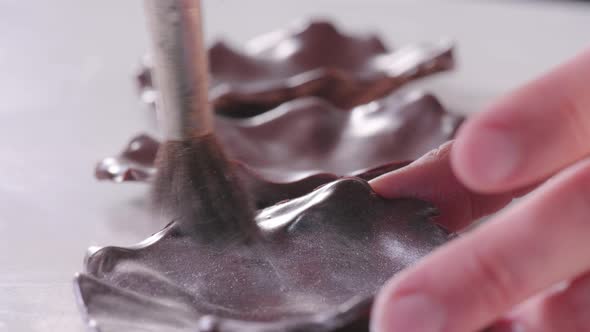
[
  {"xmin": 369, "ymin": 170, "xmax": 403, "ymax": 198},
  {"xmin": 451, "ymin": 123, "xmax": 484, "ymax": 190},
  {"xmin": 371, "ymin": 279, "xmax": 447, "ymax": 332},
  {"xmin": 370, "ymin": 140, "xmax": 455, "ymax": 198},
  {"xmin": 371, "ymin": 276, "xmax": 409, "ymax": 332},
  {"xmin": 451, "ymin": 120, "xmax": 520, "ymax": 194},
  {"xmin": 370, "ymin": 283, "xmax": 390, "ymax": 332}
]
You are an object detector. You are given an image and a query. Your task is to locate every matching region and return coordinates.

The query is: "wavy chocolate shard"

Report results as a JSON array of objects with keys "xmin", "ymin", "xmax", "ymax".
[
  {"xmin": 96, "ymin": 91, "xmax": 459, "ymax": 207},
  {"xmin": 95, "ymin": 132, "xmax": 409, "ymax": 208},
  {"xmin": 215, "ymin": 91, "xmax": 461, "ymax": 181},
  {"xmin": 97, "ymin": 90, "xmax": 460, "ymax": 184},
  {"xmin": 137, "ymin": 20, "xmax": 454, "ymax": 117},
  {"xmin": 75, "ymin": 177, "xmax": 452, "ymax": 332}
]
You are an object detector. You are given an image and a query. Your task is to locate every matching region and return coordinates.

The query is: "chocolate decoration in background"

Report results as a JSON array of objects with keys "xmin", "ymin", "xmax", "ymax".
[
  {"xmin": 96, "ymin": 91, "xmax": 461, "ymax": 207},
  {"xmin": 137, "ymin": 20, "xmax": 455, "ymax": 117},
  {"xmin": 76, "ymin": 174, "xmax": 453, "ymax": 332}
]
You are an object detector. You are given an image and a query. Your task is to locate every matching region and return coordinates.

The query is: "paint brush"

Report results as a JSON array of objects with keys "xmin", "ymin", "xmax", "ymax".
[{"xmin": 144, "ymin": 0, "xmax": 257, "ymax": 241}]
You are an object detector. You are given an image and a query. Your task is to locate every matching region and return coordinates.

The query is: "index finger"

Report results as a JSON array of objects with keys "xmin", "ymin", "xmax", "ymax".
[
  {"xmin": 452, "ymin": 49, "xmax": 590, "ymax": 193},
  {"xmin": 370, "ymin": 141, "xmax": 526, "ymax": 231}
]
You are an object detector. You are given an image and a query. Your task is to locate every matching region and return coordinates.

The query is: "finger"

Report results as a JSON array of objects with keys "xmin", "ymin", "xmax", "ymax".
[
  {"xmin": 486, "ymin": 271, "xmax": 590, "ymax": 332},
  {"xmin": 370, "ymin": 141, "xmax": 530, "ymax": 231},
  {"xmin": 371, "ymin": 157, "xmax": 590, "ymax": 332},
  {"xmin": 452, "ymin": 48, "xmax": 590, "ymax": 193}
]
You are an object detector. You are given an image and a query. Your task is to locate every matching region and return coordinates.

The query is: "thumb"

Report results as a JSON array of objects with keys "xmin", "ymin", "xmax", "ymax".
[{"xmin": 370, "ymin": 141, "xmax": 517, "ymax": 231}]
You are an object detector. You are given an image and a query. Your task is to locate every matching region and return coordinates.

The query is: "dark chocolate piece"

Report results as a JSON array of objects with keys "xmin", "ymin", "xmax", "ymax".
[
  {"xmin": 216, "ymin": 92, "xmax": 460, "ymax": 180},
  {"xmin": 96, "ymin": 134, "xmax": 159, "ymax": 182},
  {"xmin": 137, "ymin": 20, "xmax": 454, "ymax": 117},
  {"xmin": 76, "ymin": 175, "xmax": 451, "ymax": 332},
  {"xmin": 96, "ymin": 91, "xmax": 461, "ymax": 204},
  {"xmin": 95, "ymin": 132, "xmax": 409, "ymax": 208}
]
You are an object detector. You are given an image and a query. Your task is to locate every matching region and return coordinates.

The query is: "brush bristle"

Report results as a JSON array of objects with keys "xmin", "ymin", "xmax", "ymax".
[{"xmin": 152, "ymin": 134, "xmax": 258, "ymax": 242}]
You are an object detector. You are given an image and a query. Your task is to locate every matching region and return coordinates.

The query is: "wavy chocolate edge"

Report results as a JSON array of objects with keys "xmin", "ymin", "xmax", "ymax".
[
  {"xmin": 215, "ymin": 91, "xmax": 461, "ymax": 179},
  {"xmin": 137, "ymin": 20, "xmax": 454, "ymax": 117},
  {"xmin": 75, "ymin": 178, "xmax": 453, "ymax": 332},
  {"xmin": 95, "ymin": 133, "xmax": 409, "ymax": 209},
  {"xmin": 96, "ymin": 91, "xmax": 460, "ymax": 207}
]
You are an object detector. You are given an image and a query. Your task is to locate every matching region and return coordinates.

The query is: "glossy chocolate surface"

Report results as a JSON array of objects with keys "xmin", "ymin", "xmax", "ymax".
[
  {"xmin": 82, "ymin": 132, "xmax": 453, "ymax": 332},
  {"xmin": 95, "ymin": 133, "xmax": 410, "ymax": 208},
  {"xmin": 96, "ymin": 91, "xmax": 461, "ymax": 203},
  {"xmin": 216, "ymin": 92, "xmax": 460, "ymax": 180},
  {"xmin": 137, "ymin": 20, "xmax": 454, "ymax": 117},
  {"xmin": 83, "ymin": 99, "xmax": 455, "ymax": 331},
  {"xmin": 78, "ymin": 138, "xmax": 452, "ymax": 331}
]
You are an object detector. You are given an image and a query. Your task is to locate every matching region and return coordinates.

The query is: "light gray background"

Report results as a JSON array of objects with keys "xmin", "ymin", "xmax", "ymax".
[{"xmin": 0, "ymin": 1, "xmax": 588, "ymax": 331}]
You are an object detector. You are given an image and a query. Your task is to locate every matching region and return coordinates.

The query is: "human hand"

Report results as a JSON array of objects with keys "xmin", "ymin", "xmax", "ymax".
[{"xmin": 369, "ymin": 49, "xmax": 590, "ymax": 331}]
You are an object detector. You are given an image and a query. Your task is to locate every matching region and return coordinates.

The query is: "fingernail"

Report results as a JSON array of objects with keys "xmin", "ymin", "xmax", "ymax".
[
  {"xmin": 371, "ymin": 294, "xmax": 446, "ymax": 332},
  {"xmin": 463, "ymin": 128, "xmax": 520, "ymax": 186}
]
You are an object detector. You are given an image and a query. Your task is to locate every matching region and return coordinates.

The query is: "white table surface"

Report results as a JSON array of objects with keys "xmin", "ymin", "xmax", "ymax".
[{"xmin": 0, "ymin": 1, "xmax": 588, "ymax": 331}]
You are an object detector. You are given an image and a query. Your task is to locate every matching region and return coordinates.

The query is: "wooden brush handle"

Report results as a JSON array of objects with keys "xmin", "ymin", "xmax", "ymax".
[{"xmin": 144, "ymin": 0, "xmax": 212, "ymax": 139}]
